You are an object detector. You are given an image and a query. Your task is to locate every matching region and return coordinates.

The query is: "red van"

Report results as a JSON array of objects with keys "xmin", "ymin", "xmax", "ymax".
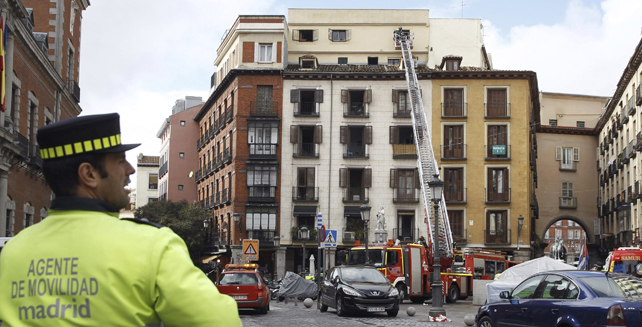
[
  {"xmin": 605, "ymin": 247, "xmax": 642, "ymax": 278},
  {"xmin": 216, "ymin": 263, "xmax": 270, "ymax": 314}
]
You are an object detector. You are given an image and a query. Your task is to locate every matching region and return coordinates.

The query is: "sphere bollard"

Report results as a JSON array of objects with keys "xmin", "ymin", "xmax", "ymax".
[
  {"xmin": 406, "ymin": 307, "xmax": 416, "ymax": 316},
  {"xmin": 303, "ymin": 298, "xmax": 313, "ymax": 308},
  {"xmin": 464, "ymin": 313, "xmax": 476, "ymax": 326}
]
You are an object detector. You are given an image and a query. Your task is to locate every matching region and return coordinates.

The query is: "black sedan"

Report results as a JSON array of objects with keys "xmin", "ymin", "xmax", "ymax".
[
  {"xmin": 476, "ymin": 270, "xmax": 642, "ymax": 327},
  {"xmin": 318, "ymin": 266, "xmax": 400, "ymax": 317}
]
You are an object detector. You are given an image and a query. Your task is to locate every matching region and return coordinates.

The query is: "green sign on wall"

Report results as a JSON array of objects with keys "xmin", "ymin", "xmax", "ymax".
[{"xmin": 492, "ymin": 145, "xmax": 506, "ymax": 155}]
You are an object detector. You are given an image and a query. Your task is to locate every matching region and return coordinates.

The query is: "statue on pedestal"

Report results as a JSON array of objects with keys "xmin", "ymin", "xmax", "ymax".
[{"xmin": 376, "ymin": 206, "xmax": 386, "ymax": 230}]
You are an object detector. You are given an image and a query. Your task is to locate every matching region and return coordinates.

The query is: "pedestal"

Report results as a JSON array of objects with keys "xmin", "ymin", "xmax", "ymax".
[
  {"xmin": 276, "ymin": 247, "xmax": 286, "ymax": 279},
  {"xmin": 374, "ymin": 229, "xmax": 388, "ymax": 245}
]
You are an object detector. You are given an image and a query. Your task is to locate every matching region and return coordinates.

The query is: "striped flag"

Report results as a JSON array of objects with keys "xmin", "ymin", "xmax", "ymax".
[{"xmin": 578, "ymin": 237, "xmax": 589, "ymax": 270}]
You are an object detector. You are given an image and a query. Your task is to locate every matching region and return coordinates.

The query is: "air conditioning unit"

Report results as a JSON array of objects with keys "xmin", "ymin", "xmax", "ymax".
[{"xmin": 343, "ymin": 231, "xmax": 355, "ymax": 242}]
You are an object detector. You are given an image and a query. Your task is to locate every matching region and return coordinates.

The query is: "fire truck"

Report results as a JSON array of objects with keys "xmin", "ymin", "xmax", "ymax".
[
  {"xmin": 348, "ymin": 242, "xmax": 472, "ymax": 303},
  {"xmin": 604, "ymin": 247, "xmax": 642, "ymax": 278},
  {"xmin": 452, "ymin": 248, "xmax": 514, "ymax": 280}
]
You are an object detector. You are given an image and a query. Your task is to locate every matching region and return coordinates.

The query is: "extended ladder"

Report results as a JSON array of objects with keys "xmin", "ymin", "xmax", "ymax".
[{"xmin": 394, "ymin": 31, "xmax": 454, "ymax": 258}]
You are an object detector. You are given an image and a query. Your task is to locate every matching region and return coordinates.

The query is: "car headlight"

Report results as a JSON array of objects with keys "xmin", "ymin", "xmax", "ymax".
[
  {"xmin": 388, "ymin": 288, "xmax": 399, "ymax": 297},
  {"xmin": 342, "ymin": 286, "xmax": 363, "ymax": 297}
]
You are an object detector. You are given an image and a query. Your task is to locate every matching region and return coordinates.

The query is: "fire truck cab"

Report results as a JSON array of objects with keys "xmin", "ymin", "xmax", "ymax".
[
  {"xmin": 605, "ymin": 247, "xmax": 642, "ymax": 278},
  {"xmin": 453, "ymin": 249, "xmax": 511, "ymax": 280},
  {"xmin": 349, "ymin": 243, "xmax": 471, "ymax": 304}
]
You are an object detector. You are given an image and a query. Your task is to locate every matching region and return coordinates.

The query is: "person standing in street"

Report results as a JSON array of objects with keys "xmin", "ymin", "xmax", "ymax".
[{"xmin": 0, "ymin": 113, "xmax": 241, "ymax": 326}]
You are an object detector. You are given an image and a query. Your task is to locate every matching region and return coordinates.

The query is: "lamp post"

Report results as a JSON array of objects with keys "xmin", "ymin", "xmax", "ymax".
[
  {"xmin": 428, "ymin": 173, "xmax": 445, "ymax": 317},
  {"xmin": 203, "ymin": 219, "xmax": 211, "ymax": 253},
  {"xmin": 273, "ymin": 235, "xmax": 280, "ymax": 279},
  {"xmin": 298, "ymin": 226, "xmax": 309, "ymax": 274},
  {"xmin": 360, "ymin": 202, "xmax": 372, "ymax": 264},
  {"xmin": 517, "ymin": 215, "xmax": 524, "ymax": 236}
]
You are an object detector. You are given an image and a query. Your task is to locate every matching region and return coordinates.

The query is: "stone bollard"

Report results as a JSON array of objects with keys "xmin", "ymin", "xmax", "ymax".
[
  {"xmin": 303, "ymin": 298, "xmax": 313, "ymax": 308},
  {"xmin": 464, "ymin": 314, "xmax": 476, "ymax": 326},
  {"xmin": 406, "ymin": 307, "xmax": 416, "ymax": 316}
]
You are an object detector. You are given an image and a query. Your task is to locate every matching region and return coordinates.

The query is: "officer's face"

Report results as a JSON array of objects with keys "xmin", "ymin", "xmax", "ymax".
[{"xmin": 96, "ymin": 152, "xmax": 135, "ymax": 210}]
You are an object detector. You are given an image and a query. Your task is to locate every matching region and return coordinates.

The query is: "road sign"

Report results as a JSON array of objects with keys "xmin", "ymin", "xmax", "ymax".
[
  {"xmin": 324, "ymin": 230, "xmax": 337, "ymax": 247},
  {"xmin": 317, "ymin": 212, "xmax": 323, "ymax": 228},
  {"xmin": 242, "ymin": 239, "xmax": 259, "ymax": 261},
  {"xmin": 320, "ymin": 225, "xmax": 326, "ymax": 242}
]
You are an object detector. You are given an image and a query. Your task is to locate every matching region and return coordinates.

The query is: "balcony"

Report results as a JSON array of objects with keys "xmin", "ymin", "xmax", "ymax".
[
  {"xmin": 225, "ymin": 105, "xmax": 233, "ymax": 123},
  {"xmin": 249, "ymin": 143, "xmax": 277, "ymax": 158},
  {"xmin": 485, "ymin": 188, "xmax": 511, "ymax": 203},
  {"xmin": 246, "ymin": 230, "xmax": 277, "ymax": 248},
  {"xmin": 343, "ymin": 144, "xmax": 369, "ymax": 159},
  {"xmin": 441, "ymin": 102, "xmax": 467, "ymax": 118},
  {"xmin": 209, "ymin": 126, "xmax": 215, "ymax": 139},
  {"xmin": 149, "ymin": 183, "xmax": 158, "ymax": 190},
  {"xmin": 205, "ymin": 197, "xmax": 210, "ymax": 209},
  {"xmin": 250, "ymin": 101, "xmax": 278, "ymax": 116},
  {"xmin": 392, "ymin": 144, "xmax": 417, "ymax": 159},
  {"xmin": 213, "ymin": 119, "xmax": 219, "ymax": 135},
  {"xmin": 218, "ymin": 114, "xmax": 225, "ymax": 130},
  {"xmin": 294, "ymin": 102, "xmax": 319, "ymax": 117},
  {"xmin": 485, "ymin": 145, "xmax": 511, "ymax": 160},
  {"xmin": 559, "ymin": 197, "xmax": 577, "ymax": 209},
  {"xmin": 485, "ymin": 103, "xmax": 511, "ymax": 118},
  {"xmin": 210, "ymin": 195, "xmax": 214, "ymax": 209},
  {"xmin": 68, "ymin": 80, "xmax": 81, "ymax": 103},
  {"xmin": 638, "ymin": 133, "xmax": 642, "ymax": 151},
  {"xmin": 559, "ymin": 160, "xmax": 577, "ymax": 171},
  {"xmin": 247, "ymin": 186, "xmax": 276, "ymax": 203},
  {"xmin": 392, "ymin": 188, "xmax": 420, "ymax": 203},
  {"xmin": 628, "ymin": 186, "xmax": 633, "ymax": 203},
  {"xmin": 344, "ymin": 102, "xmax": 369, "ymax": 117},
  {"xmin": 292, "ymin": 186, "xmax": 319, "ymax": 202},
  {"xmin": 637, "ymin": 84, "xmax": 642, "ymax": 106},
  {"xmin": 221, "ymin": 188, "xmax": 230, "ymax": 204},
  {"xmin": 393, "ymin": 108, "xmax": 412, "ymax": 118},
  {"xmin": 635, "ymin": 181, "xmax": 641, "ymax": 202},
  {"xmin": 342, "ymin": 228, "xmax": 365, "ymax": 243},
  {"xmin": 223, "ymin": 148, "xmax": 231, "ymax": 165},
  {"xmin": 343, "ymin": 187, "xmax": 369, "ymax": 203},
  {"xmin": 441, "ymin": 144, "xmax": 467, "ymax": 160},
  {"xmin": 293, "ymin": 143, "xmax": 319, "ymax": 158},
  {"xmin": 630, "ymin": 103, "xmax": 637, "ymax": 116},
  {"xmin": 622, "ymin": 107, "xmax": 629, "ymax": 124},
  {"xmin": 445, "ymin": 188, "xmax": 467, "ymax": 204},
  {"xmin": 215, "ymin": 191, "xmax": 221, "ymax": 207},
  {"xmin": 392, "ymin": 228, "xmax": 419, "ymax": 243},
  {"xmin": 453, "ymin": 228, "xmax": 467, "ymax": 245},
  {"xmin": 159, "ymin": 162, "xmax": 168, "ymax": 177},
  {"xmin": 484, "ymin": 229, "xmax": 511, "ymax": 245}
]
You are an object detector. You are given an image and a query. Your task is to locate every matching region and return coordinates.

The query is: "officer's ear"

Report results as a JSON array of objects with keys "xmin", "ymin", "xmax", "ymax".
[{"xmin": 77, "ymin": 162, "xmax": 100, "ymax": 189}]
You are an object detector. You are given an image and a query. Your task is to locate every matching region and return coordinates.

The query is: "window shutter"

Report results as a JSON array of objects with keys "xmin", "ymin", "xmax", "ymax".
[
  {"xmin": 573, "ymin": 147, "xmax": 580, "ymax": 161},
  {"xmin": 339, "ymin": 168, "xmax": 347, "ymax": 188},
  {"xmin": 254, "ymin": 43, "xmax": 259, "ymax": 63},
  {"xmin": 314, "ymin": 125, "xmax": 323, "ymax": 144},
  {"xmin": 340, "ymin": 126, "xmax": 347, "ymax": 144},
  {"xmin": 562, "ymin": 182, "xmax": 567, "ymax": 197},
  {"xmin": 313, "ymin": 29, "xmax": 319, "ymax": 41},
  {"xmin": 568, "ymin": 182, "xmax": 573, "ymax": 197},
  {"xmin": 290, "ymin": 89, "xmax": 300, "ymax": 103},
  {"xmin": 392, "ymin": 89, "xmax": 398, "ymax": 103},
  {"xmin": 364, "ymin": 126, "xmax": 373, "ymax": 144},
  {"xmin": 555, "ymin": 146, "xmax": 562, "ymax": 161},
  {"xmin": 390, "ymin": 168, "xmax": 398, "ymax": 188},
  {"xmin": 271, "ymin": 42, "xmax": 277, "ymax": 63},
  {"xmin": 290, "ymin": 125, "xmax": 299, "ymax": 144},
  {"xmin": 341, "ymin": 90, "xmax": 348, "ymax": 103},
  {"xmin": 389, "ymin": 126, "xmax": 399, "ymax": 144},
  {"xmin": 504, "ymin": 168, "xmax": 509, "ymax": 191},
  {"xmin": 315, "ymin": 89, "xmax": 324, "ymax": 103},
  {"xmin": 415, "ymin": 168, "xmax": 420, "ymax": 188},
  {"xmin": 346, "ymin": 29, "xmax": 351, "ymax": 41},
  {"xmin": 364, "ymin": 168, "xmax": 372, "ymax": 188},
  {"xmin": 328, "ymin": 28, "xmax": 332, "ymax": 40},
  {"xmin": 292, "ymin": 30, "xmax": 299, "ymax": 41},
  {"xmin": 364, "ymin": 89, "xmax": 372, "ymax": 103}
]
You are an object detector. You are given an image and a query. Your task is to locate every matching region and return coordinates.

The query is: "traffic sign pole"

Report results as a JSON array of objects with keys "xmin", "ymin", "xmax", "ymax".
[{"xmin": 317, "ymin": 213, "xmax": 322, "ymax": 283}]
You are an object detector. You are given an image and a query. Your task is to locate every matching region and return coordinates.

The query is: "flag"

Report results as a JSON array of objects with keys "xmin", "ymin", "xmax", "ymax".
[
  {"xmin": 578, "ymin": 237, "xmax": 589, "ymax": 270},
  {"xmin": 0, "ymin": 15, "xmax": 5, "ymax": 112}
]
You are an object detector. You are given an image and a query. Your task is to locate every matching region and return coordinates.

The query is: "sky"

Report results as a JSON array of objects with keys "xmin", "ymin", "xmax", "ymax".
[{"xmin": 79, "ymin": 0, "xmax": 642, "ymax": 185}]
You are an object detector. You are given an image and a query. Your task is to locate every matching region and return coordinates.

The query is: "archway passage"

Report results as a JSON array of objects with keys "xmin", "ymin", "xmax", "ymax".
[{"xmin": 541, "ymin": 216, "xmax": 590, "ymax": 265}]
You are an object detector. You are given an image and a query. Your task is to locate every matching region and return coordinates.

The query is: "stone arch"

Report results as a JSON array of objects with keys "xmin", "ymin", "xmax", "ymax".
[{"xmin": 541, "ymin": 215, "xmax": 592, "ymax": 244}]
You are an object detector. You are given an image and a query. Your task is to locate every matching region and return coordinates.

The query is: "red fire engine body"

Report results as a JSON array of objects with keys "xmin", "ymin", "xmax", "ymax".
[
  {"xmin": 452, "ymin": 249, "xmax": 515, "ymax": 280},
  {"xmin": 605, "ymin": 247, "xmax": 642, "ymax": 278},
  {"xmin": 348, "ymin": 243, "xmax": 472, "ymax": 303}
]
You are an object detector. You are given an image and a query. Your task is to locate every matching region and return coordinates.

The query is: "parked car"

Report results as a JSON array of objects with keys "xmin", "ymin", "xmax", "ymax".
[
  {"xmin": 476, "ymin": 270, "xmax": 642, "ymax": 327},
  {"xmin": 216, "ymin": 263, "xmax": 270, "ymax": 314},
  {"xmin": 318, "ymin": 266, "xmax": 400, "ymax": 317}
]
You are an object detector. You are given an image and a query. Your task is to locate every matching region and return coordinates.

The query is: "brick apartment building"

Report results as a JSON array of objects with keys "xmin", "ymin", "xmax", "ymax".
[{"xmin": 0, "ymin": 0, "xmax": 88, "ymax": 236}]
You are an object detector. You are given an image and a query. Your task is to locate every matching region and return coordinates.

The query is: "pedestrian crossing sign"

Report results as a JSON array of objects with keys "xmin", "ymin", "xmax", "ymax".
[
  {"xmin": 243, "ymin": 239, "xmax": 259, "ymax": 261},
  {"xmin": 324, "ymin": 230, "xmax": 337, "ymax": 247}
]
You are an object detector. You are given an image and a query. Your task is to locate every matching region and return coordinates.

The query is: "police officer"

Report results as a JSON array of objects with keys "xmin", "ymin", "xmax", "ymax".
[{"xmin": 0, "ymin": 113, "xmax": 241, "ymax": 326}]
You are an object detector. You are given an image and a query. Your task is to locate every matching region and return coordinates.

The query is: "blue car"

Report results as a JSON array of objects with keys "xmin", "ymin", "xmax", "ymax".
[{"xmin": 476, "ymin": 270, "xmax": 642, "ymax": 327}]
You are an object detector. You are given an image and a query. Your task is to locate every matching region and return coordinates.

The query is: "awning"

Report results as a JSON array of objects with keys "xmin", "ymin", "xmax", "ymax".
[
  {"xmin": 200, "ymin": 255, "xmax": 219, "ymax": 264},
  {"xmin": 344, "ymin": 206, "xmax": 361, "ymax": 218},
  {"xmin": 293, "ymin": 205, "xmax": 317, "ymax": 216}
]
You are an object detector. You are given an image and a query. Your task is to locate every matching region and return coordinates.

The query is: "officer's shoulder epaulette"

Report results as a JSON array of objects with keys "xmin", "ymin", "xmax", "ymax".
[{"xmin": 121, "ymin": 218, "xmax": 162, "ymax": 228}]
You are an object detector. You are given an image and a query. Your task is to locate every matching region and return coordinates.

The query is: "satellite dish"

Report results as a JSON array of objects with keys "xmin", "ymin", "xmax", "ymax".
[{"xmin": 188, "ymin": 171, "xmax": 194, "ymax": 178}]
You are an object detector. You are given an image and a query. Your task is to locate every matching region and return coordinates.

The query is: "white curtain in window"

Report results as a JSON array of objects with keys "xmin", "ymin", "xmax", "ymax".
[{"xmin": 489, "ymin": 213, "xmax": 496, "ymax": 235}]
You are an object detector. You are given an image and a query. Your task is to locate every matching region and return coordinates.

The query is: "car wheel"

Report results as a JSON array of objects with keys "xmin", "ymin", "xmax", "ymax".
[
  {"xmin": 478, "ymin": 316, "xmax": 494, "ymax": 327},
  {"xmin": 319, "ymin": 292, "xmax": 328, "ymax": 312},
  {"xmin": 386, "ymin": 309, "xmax": 399, "ymax": 317},
  {"xmin": 336, "ymin": 295, "xmax": 346, "ymax": 317},
  {"xmin": 446, "ymin": 285, "xmax": 460, "ymax": 303},
  {"xmin": 396, "ymin": 283, "xmax": 407, "ymax": 302}
]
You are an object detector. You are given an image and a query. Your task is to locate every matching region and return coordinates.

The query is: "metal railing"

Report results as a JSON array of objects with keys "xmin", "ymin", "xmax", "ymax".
[
  {"xmin": 294, "ymin": 102, "xmax": 319, "ymax": 117},
  {"xmin": 485, "ymin": 145, "xmax": 511, "ymax": 160},
  {"xmin": 441, "ymin": 144, "xmax": 467, "ymax": 159},
  {"xmin": 246, "ymin": 230, "xmax": 277, "ymax": 248},
  {"xmin": 250, "ymin": 101, "xmax": 278, "ymax": 116},
  {"xmin": 343, "ymin": 144, "xmax": 368, "ymax": 158},
  {"xmin": 559, "ymin": 197, "xmax": 577, "ymax": 209},
  {"xmin": 344, "ymin": 102, "xmax": 368, "ymax": 117},
  {"xmin": 392, "ymin": 188, "xmax": 420, "ymax": 203},
  {"xmin": 342, "ymin": 187, "xmax": 369, "ymax": 203},
  {"xmin": 445, "ymin": 188, "xmax": 467, "ymax": 203},
  {"xmin": 392, "ymin": 228, "xmax": 419, "ymax": 243},
  {"xmin": 485, "ymin": 103, "xmax": 511, "ymax": 118},
  {"xmin": 559, "ymin": 160, "xmax": 577, "ymax": 171},
  {"xmin": 441, "ymin": 102, "xmax": 467, "ymax": 117},
  {"xmin": 249, "ymin": 143, "xmax": 277, "ymax": 157},
  {"xmin": 247, "ymin": 186, "xmax": 276, "ymax": 202},
  {"xmin": 293, "ymin": 143, "xmax": 319, "ymax": 158},
  {"xmin": 392, "ymin": 144, "xmax": 417, "ymax": 159},
  {"xmin": 485, "ymin": 188, "xmax": 511, "ymax": 203},
  {"xmin": 484, "ymin": 229, "xmax": 511, "ymax": 245},
  {"xmin": 292, "ymin": 186, "xmax": 319, "ymax": 201}
]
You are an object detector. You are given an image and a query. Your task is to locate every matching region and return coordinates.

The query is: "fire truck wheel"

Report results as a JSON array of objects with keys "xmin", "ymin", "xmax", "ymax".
[
  {"xmin": 396, "ymin": 283, "xmax": 407, "ymax": 302},
  {"xmin": 446, "ymin": 284, "xmax": 460, "ymax": 303}
]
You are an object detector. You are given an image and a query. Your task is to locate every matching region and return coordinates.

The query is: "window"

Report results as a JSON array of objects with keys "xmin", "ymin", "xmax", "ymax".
[
  {"xmin": 339, "ymin": 168, "xmax": 372, "ymax": 202},
  {"xmin": 245, "ymin": 207, "xmax": 277, "ymax": 231},
  {"xmin": 545, "ymin": 230, "xmax": 550, "ymax": 239},
  {"xmin": 295, "ymin": 167, "xmax": 317, "ymax": 201},
  {"xmin": 341, "ymin": 89, "xmax": 372, "ymax": 116},
  {"xmin": 295, "ymin": 29, "xmax": 316, "ymax": 42},
  {"xmin": 487, "ymin": 167, "xmax": 509, "ymax": 202},
  {"xmin": 392, "ymin": 90, "xmax": 411, "ymax": 117},
  {"xmin": 258, "ymin": 43, "xmax": 273, "ymax": 63},
  {"xmin": 178, "ymin": 185, "xmax": 184, "ymax": 191},
  {"xmin": 67, "ymin": 48, "xmax": 75, "ymax": 85},
  {"xmin": 486, "ymin": 88, "xmax": 508, "ymax": 117},
  {"xmin": 487, "ymin": 125, "xmax": 508, "ymax": 159},
  {"xmin": 148, "ymin": 174, "xmax": 158, "ymax": 190},
  {"xmin": 540, "ymin": 275, "xmax": 571, "ymax": 299},
  {"xmin": 179, "ymin": 152, "xmax": 184, "ymax": 158},
  {"xmin": 556, "ymin": 221, "xmax": 562, "ymax": 226},
  {"xmin": 577, "ymin": 121, "xmax": 585, "ymax": 128},
  {"xmin": 449, "ymin": 210, "xmax": 465, "ymax": 241},
  {"xmin": 575, "ymin": 230, "xmax": 581, "ymax": 239},
  {"xmin": 389, "ymin": 126, "xmax": 416, "ymax": 158},
  {"xmin": 338, "ymin": 57, "xmax": 348, "ymax": 65},
  {"xmin": 367, "ymin": 57, "xmax": 378, "ymax": 65},
  {"xmin": 291, "ymin": 89, "xmax": 323, "ymax": 116},
  {"xmin": 388, "ymin": 58, "xmax": 400, "ymax": 65},
  {"xmin": 340, "ymin": 125, "xmax": 372, "ymax": 158},
  {"xmin": 556, "ymin": 146, "xmax": 579, "ymax": 170},
  {"xmin": 561, "ymin": 181, "xmax": 575, "ymax": 208},
  {"xmin": 27, "ymin": 93, "xmax": 39, "ymax": 156},
  {"xmin": 180, "ymin": 120, "xmax": 185, "ymax": 126},
  {"xmin": 248, "ymin": 121, "xmax": 279, "ymax": 156},
  {"xmin": 443, "ymin": 88, "xmax": 464, "ymax": 116},
  {"xmin": 331, "ymin": 29, "xmax": 347, "ymax": 42},
  {"xmin": 511, "ymin": 275, "xmax": 545, "ymax": 299},
  {"xmin": 555, "ymin": 229, "xmax": 562, "ymax": 238},
  {"xmin": 568, "ymin": 230, "xmax": 574, "ymax": 239},
  {"xmin": 290, "ymin": 125, "xmax": 322, "ymax": 158},
  {"xmin": 445, "ymin": 60, "xmax": 459, "ymax": 71},
  {"xmin": 247, "ymin": 165, "xmax": 277, "ymax": 199},
  {"xmin": 444, "ymin": 168, "xmax": 464, "ymax": 202},
  {"xmin": 148, "ymin": 198, "xmax": 158, "ymax": 203},
  {"xmin": 550, "ymin": 119, "xmax": 558, "ymax": 127},
  {"xmin": 254, "ymin": 85, "xmax": 274, "ymax": 115},
  {"xmin": 443, "ymin": 125, "xmax": 465, "ymax": 159},
  {"xmin": 390, "ymin": 168, "xmax": 419, "ymax": 202},
  {"xmin": 486, "ymin": 210, "xmax": 508, "ymax": 243}
]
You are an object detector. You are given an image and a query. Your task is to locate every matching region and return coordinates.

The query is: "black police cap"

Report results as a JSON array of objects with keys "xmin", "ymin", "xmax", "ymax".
[{"xmin": 36, "ymin": 113, "xmax": 140, "ymax": 160}]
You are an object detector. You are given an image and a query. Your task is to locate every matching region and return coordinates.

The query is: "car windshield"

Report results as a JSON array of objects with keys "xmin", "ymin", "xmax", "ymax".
[
  {"xmin": 580, "ymin": 275, "xmax": 642, "ymax": 299},
  {"xmin": 611, "ymin": 260, "xmax": 642, "ymax": 278},
  {"xmin": 219, "ymin": 273, "xmax": 258, "ymax": 286},
  {"xmin": 340, "ymin": 268, "xmax": 389, "ymax": 284},
  {"xmin": 347, "ymin": 249, "xmax": 384, "ymax": 265}
]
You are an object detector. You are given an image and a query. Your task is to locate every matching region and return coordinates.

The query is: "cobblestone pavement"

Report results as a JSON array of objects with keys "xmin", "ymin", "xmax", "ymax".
[{"xmin": 239, "ymin": 298, "xmax": 480, "ymax": 327}]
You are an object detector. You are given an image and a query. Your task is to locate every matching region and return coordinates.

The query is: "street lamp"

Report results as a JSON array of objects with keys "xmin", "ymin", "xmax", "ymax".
[
  {"xmin": 517, "ymin": 215, "xmax": 524, "ymax": 236},
  {"xmin": 203, "ymin": 218, "xmax": 212, "ymax": 252},
  {"xmin": 360, "ymin": 202, "xmax": 372, "ymax": 264},
  {"xmin": 234, "ymin": 213, "xmax": 242, "ymax": 234},
  {"xmin": 273, "ymin": 235, "xmax": 280, "ymax": 279},
  {"xmin": 428, "ymin": 173, "xmax": 445, "ymax": 317},
  {"xmin": 298, "ymin": 226, "xmax": 309, "ymax": 274}
]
